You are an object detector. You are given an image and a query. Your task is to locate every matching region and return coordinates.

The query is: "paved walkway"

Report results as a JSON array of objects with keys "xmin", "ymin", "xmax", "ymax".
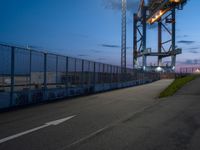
[
  {"xmin": 0, "ymin": 80, "xmax": 173, "ymax": 150},
  {"xmin": 68, "ymin": 77, "xmax": 200, "ymax": 150}
]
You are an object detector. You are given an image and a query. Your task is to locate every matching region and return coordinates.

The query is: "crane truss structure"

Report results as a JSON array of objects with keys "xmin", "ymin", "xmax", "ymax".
[{"xmin": 133, "ymin": 0, "xmax": 188, "ymax": 72}]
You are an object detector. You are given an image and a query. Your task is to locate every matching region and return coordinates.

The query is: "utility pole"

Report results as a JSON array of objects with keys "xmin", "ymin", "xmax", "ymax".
[{"xmin": 121, "ymin": 0, "xmax": 126, "ymax": 70}]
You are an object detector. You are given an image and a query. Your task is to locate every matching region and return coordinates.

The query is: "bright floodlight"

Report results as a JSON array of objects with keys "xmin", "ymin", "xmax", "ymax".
[
  {"xmin": 194, "ymin": 69, "xmax": 200, "ymax": 74},
  {"xmin": 155, "ymin": 66, "xmax": 164, "ymax": 72}
]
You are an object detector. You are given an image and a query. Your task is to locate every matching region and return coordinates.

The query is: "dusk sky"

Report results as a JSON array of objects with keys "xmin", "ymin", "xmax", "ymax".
[{"xmin": 0, "ymin": 0, "xmax": 199, "ymax": 68}]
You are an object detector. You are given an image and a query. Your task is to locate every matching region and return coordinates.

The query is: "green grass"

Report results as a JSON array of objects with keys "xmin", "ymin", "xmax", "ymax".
[{"xmin": 159, "ymin": 75, "xmax": 199, "ymax": 98}]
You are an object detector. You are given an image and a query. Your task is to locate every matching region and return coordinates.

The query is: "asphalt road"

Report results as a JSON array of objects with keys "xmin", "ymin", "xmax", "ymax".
[{"xmin": 0, "ymin": 78, "xmax": 199, "ymax": 150}]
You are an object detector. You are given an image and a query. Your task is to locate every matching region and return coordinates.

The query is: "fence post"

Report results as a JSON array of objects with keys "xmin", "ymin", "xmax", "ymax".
[
  {"xmin": 10, "ymin": 47, "xmax": 15, "ymax": 107},
  {"xmin": 117, "ymin": 67, "xmax": 119, "ymax": 87},
  {"xmin": 66, "ymin": 57, "xmax": 68, "ymax": 96},
  {"xmin": 75, "ymin": 58, "xmax": 77, "ymax": 86},
  {"xmin": 29, "ymin": 50, "xmax": 32, "ymax": 103},
  {"xmin": 44, "ymin": 53, "xmax": 47, "ymax": 100},
  {"xmin": 81, "ymin": 59, "xmax": 84, "ymax": 89},
  {"xmin": 56, "ymin": 55, "xmax": 58, "ymax": 86},
  {"xmin": 103, "ymin": 64, "xmax": 105, "ymax": 90},
  {"xmin": 110, "ymin": 65, "xmax": 112, "ymax": 84},
  {"xmin": 93, "ymin": 62, "xmax": 96, "ymax": 88}
]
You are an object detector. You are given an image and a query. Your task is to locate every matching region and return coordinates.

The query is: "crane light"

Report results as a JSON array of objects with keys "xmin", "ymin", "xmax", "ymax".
[
  {"xmin": 147, "ymin": 9, "xmax": 170, "ymax": 24},
  {"xmin": 147, "ymin": 0, "xmax": 183, "ymax": 24},
  {"xmin": 170, "ymin": 0, "xmax": 181, "ymax": 3}
]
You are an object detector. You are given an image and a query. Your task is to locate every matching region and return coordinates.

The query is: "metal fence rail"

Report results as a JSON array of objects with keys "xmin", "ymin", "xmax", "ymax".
[
  {"xmin": 0, "ymin": 44, "xmax": 160, "ymax": 109},
  {"xmin": 180, "ymin": 67, "xmax": 200, "ymax": 74}
]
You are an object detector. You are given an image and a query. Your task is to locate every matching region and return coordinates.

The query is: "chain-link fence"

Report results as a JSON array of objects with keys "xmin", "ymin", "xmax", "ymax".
[{"xmin": 0, "ymin": 44, "xmax": 160, "ymax": 109}]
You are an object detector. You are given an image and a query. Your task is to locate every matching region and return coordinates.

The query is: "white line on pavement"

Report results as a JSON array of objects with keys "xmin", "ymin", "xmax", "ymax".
[{"xmin": 0, "ymin": 115, "xmax": 76, "ymax": 144}]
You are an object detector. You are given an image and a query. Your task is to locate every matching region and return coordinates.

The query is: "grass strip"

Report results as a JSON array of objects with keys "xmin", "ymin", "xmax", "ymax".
[{"xmin": 159, "ymin": 75, "xmax": 198, "ymax": 98}]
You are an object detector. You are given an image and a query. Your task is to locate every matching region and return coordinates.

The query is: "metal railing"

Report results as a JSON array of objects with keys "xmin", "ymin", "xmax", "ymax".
[
  {"xmin": 180, "ymin": 67, "xmax": 200, "ymax": 74},
  {"xmin": 0, "ymin": 44, "xmax": 160, "ymax": 109}
]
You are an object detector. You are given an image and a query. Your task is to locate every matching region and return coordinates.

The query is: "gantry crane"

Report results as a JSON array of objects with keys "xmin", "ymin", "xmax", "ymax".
[{"xmin": 133, "ymin": 0, "xmax": 188, "ymax": 72}]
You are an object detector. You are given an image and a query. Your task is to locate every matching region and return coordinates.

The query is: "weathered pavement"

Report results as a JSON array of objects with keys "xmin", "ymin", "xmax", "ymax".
[
  {"xmin": 67, "ymin": 77, "xmax": 200, "ymax": 150},
  {"xmin": 1, "ymin": 78, "xmax": 199, "ymax": 150}
]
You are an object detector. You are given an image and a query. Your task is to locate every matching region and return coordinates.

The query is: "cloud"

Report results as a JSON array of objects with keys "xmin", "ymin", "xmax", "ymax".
[
  {"xmin": 177, "ymin": 40, "xmax": 195, "ymax": 45},
  {"xmin": 90, "ymin": 49, "xmax": 102, "ymax": 53},
  {"xmin": 183, "ymin": 35, "xmax": 189, "ymax": 38},
  {"xmin": 100, "ymin": 43, "xmax": 133, "ymax": 50},
  {"xmin": 98, "ymin": 58, "xmax": 107, "ymax": 61},
  {"xmin": 101, "ymin": 44, "xmax": 120, "ymax": 48},
  {"xmin": 101, "ymin": 0, "xmax": 158, "ymax": 30},
  {"xmin": 163, "ymin": 61, "xmax": 171, "ymax": 64},
  {"xmin": 78, "ymin": 54, "xmax": 89, "ymax": 57},
  {"xmin": 189, "ymin": 47, "xmax": 199, "ymax": 50},
  {"xmin": 187, "ymin": 47, "xmax": 200, "ymax": 54},
  {"xmin": 102, "ymin": 0, "xmax": 139, "ymax": 13},
  {"xmin": 186, "ymin": 59, "xmax": 200, "ymax": 65},
  {"xmin": 189, "ymin": 50, "xmax": 199, "ymax": 54},
  {"xmin": 177, "ymin": 35, "xmax": 189, "ymax": 38},
  {"xmin": 179, "ymin": 59, "xmax": 200, "ymax": 65}
]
